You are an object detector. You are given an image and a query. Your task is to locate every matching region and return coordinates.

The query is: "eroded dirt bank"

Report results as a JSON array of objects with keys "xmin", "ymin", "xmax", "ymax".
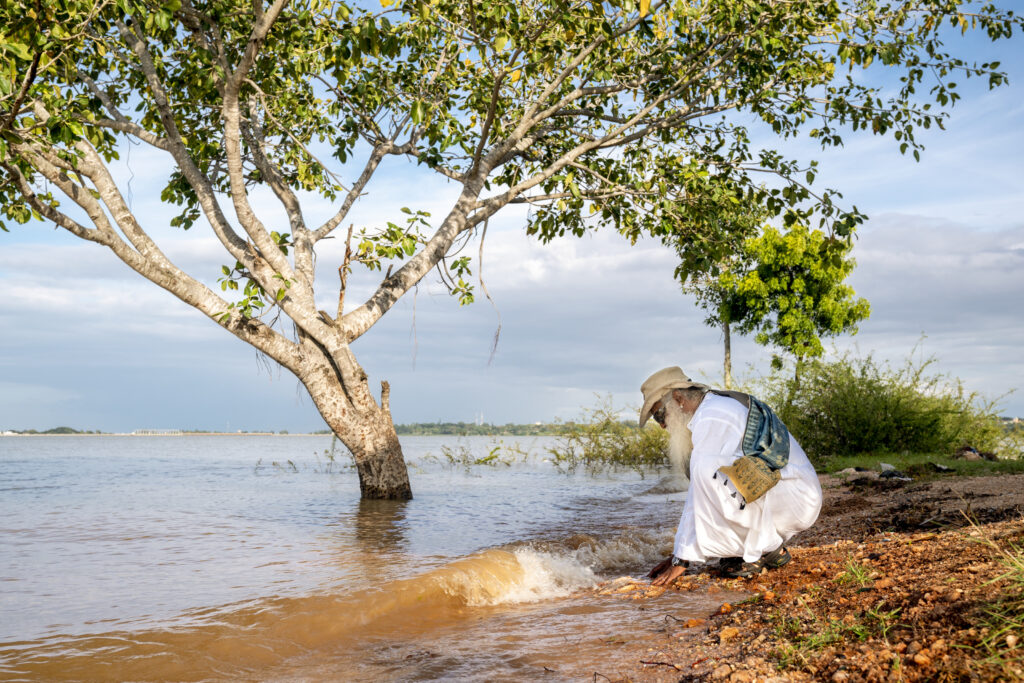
[{"xmin": 587, "ymin": 473, "xmax": 1024, "ymax": 682}]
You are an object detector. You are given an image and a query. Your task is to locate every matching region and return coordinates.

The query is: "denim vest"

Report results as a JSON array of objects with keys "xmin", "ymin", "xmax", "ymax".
[{"xmin": 709, "ymin": 390, "xmax": 790, "ymax": 471}]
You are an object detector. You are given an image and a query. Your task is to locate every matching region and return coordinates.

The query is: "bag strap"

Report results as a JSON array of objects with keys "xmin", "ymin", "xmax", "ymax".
[{"xmin": 708, "ymin": 389, "xmax": 751, "ymax": 410}]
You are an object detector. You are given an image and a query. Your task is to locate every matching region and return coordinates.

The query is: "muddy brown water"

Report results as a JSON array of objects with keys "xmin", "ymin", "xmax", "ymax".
[{"xmin": 1, "ymin": 435, "xmax": 735, "ymax": 681}]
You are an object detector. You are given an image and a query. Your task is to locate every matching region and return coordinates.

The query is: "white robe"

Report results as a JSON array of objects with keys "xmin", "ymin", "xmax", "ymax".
[{"xmin": 673, "ymin": 393, "xmax": 822, "ymax": 563}]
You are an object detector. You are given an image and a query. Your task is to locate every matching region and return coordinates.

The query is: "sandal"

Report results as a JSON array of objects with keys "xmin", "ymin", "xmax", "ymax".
[{"xmin": 721, "ymin": 546, "xmax": 791, "ymax": 579}]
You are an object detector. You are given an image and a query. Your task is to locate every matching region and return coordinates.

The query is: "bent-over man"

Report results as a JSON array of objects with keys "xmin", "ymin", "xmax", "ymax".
[{"xmin": 640, "ymin": 367, "xmax": 822, "ymax": 585}]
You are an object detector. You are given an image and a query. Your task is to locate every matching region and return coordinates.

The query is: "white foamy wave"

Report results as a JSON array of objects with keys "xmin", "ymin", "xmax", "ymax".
[
  {"xmin": 492, "ymin": 548, "xmax": 599, "ymax": 604},
  {"xmin": 445, "ymin": 527, "xmax": 677, "ymax": 607},
  {"xmin": 568, "ymin": 528, "xmax": 674, "ymax": 572}
]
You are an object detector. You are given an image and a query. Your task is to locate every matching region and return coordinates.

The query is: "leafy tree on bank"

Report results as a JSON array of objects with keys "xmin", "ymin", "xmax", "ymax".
[
  {"xmin": 0, "ymin": 0, "xmax": 1019, "ymax": 499},
  {"xmin": 685, "ymin": 222, "xmax": 870, "ymax": 391}
]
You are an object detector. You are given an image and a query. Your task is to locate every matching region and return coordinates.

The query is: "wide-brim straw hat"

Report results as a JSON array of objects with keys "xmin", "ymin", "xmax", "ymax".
[{"xmin": 638, "ymin": 366, "xmax": 710, "ymax": 427}]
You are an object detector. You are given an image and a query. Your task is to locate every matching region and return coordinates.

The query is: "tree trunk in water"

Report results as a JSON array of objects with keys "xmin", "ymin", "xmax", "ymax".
[
  {"xmin": 301, "ymin": 350, "xmax": 413, "ymax": 500},
  {"xmin": 722, "ymin": 321, "xmax": 733, "ymax": 390},
  {"xmin": 351, "ymin": 416, "xmax": 413, "ymax": 500}
]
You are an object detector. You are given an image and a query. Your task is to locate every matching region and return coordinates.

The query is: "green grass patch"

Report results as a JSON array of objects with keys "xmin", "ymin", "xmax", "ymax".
[{"xmin": 967, "ymin": 522, "xmax": 1024, "ymax": 676}]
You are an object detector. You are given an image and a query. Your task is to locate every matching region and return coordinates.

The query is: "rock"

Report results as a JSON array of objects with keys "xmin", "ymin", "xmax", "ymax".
[
  {"xmin": 719, "ymin": 626, "xmax": 740, "ymax": 642},
  {"xmin": 907, "ymin": 641, "xmax": 923, "ymax": 656},
  {"xmin": 954, "ymin": 445, "xmax": 981, "ymax": 459},
  {"xmin": 832, "ymin": 672, "xmax": 850, "ymax": 682},
  {"xmin": 712, "ymin": 664, "xmax": 733, "ymax": 679},
  {"xmin": 717, "ymin": 602, "xmax": 733, "ymax": 614},
  {"xmin": 930, "ymin": 462, "xmax": 954, "ymax": 472},
  {"xmin": 913, "ymin": 653, "xmax": 932, "ymax": 666},
  {"xmin": 879, "ymin": 462, "xmax": 896, "ymax": 471},
  {"xmin": 1007, "ymin": 634, "xmax": 1019, "ymax": 648},
  {"xmin": 685, "ymin": 618, "xmax": 706, "ymax": 628},
  {"xmin": 729, "ymin": 672, "xmax": 753, "ymax": 683},
  {"xmin": 874, "ymin": 577, "xmax": 894, "ymax": 589},
  {"xmin": 880, "ymin": 469, "xmax": 912, "ymax": 480}
]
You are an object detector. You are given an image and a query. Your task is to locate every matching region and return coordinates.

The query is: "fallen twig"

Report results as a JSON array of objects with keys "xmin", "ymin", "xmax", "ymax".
[{"xmin": 640, "ymin": 660, "xmax": 683, "ymax": 670}]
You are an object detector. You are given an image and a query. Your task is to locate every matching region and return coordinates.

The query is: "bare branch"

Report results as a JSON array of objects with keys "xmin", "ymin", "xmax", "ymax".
[
  {"xmin": 1, "ymin": 160, "xmax": 106, "ymax": 243},
  {"xmin": 337, "ymin": 224, "xmax": 354, "ymax": 319},
  {"xmin": 114, "ymin": 18, "xmax": 250, "ymax": 265},
  {"xmin": 313, "ymin": 142, "xmax": 393, "ymax": 241}
]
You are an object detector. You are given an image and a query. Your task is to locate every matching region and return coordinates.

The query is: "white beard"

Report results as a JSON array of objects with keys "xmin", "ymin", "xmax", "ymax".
[{"xmin": 664, "ymin": 398, "xmax": 695, "ymax": 479}]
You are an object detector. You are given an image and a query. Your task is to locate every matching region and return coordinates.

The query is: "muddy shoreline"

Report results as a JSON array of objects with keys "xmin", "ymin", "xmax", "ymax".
[{"xmin": 582, "ymin": 473, "xmax": 1024, "ymax": 682}]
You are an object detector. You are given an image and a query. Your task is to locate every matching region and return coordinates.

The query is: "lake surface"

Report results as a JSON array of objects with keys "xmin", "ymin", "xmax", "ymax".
[{"xmin": 0, "ymin": 435, "xmax": 731, "ymax": 681}]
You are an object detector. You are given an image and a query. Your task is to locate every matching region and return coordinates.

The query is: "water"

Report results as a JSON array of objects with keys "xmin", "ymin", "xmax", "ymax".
[{"xmin": 0, "ymin": 435, "xmax": 735, "ymax": 681}]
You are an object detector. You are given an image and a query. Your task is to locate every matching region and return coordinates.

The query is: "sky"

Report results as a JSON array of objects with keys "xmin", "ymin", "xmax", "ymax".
[{"xmin": 1, "ymin": 21, "xmax": 1023, "ymax": 433}]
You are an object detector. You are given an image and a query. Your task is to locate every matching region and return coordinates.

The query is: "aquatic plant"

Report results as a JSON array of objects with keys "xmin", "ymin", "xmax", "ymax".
[{"xmin": 545, "ymin": 397, "xmax": 668, "ymax": 476}]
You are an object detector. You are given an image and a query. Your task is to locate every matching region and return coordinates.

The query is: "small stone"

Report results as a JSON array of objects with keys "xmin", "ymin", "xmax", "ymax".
[
  {"xmin": 907, "ymin": 641, "xmax": 923, "ymax": 656},
  {"xmin": 685, "ymin": 618, "xmax": 705, "ymax": 628},
  {"xmin": 719, "ymin": 626, "xmax": 740, "ymax": 642},
  {"xmin": 832, "ymin": 672, "xmax": 850, "ymax": 682},
  {"xmin": 729, "ymin": 672, "xmax": 753, "ymax": 683},
  {"xmin": 717, "ymin": 602, "xmax": 733, "ymax": 614},
  {"xmin": 879, "ymin": 462, "xmax": 896, "ymax": 471},
  {"xmin": 875, "ymin": 578, "xmax": 894, "ymax": 589},
  {"xmin": 1007, "ymin": 634, "xmax": 1019, "ymax": 648},
  {"xmin": 712, "ymin": 664, "xmax": 732, "ymax": 679},
  {"xmin": 931, "ymin": 638, "xmax": 946, "ymax": 653},
  {"xmin": 913, "ymin": 653, "xmax": 931, "ymax": 666}
]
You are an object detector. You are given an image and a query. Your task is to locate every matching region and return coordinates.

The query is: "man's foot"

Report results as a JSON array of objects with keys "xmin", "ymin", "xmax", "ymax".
[
  {"xmin": 717, "ymin": 556, "xmax": 743, "ymax": 576},
  {"xmin": 721, "ymin": 546, "xmax": 791, "ymax": 579}
]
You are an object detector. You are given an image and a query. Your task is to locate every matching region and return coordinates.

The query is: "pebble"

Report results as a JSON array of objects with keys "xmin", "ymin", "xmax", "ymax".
[
  {"xmin": 913, "ymin": 653, "xmax": 932, "ymax": 666},
  {"xmin": 1007, "ymin": 634, "xmax": 1019, "ymax": 648},
  {"xmin": 712, "ymin": 664, "xmax": 732, "ymax": 679},
  {"xmin": 719, "ymin": 626, "xmax": 740, "ymax": 642},
  {"xmin": 907, "ymin": 641, "xmax": 923, "ymax": 655},
  {"xmin": 832, "ymin": 672, "xmax": 850, "ymax": 682},
  {"xmin": 874, "ymin": 578, "xmax": 893, "ymax": 589},
  {"xmin": 729, "ymin": 672, "xmax": 753, "ymax": 683}
]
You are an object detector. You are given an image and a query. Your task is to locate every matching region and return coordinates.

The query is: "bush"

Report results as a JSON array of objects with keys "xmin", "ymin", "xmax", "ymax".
[
  {"xmin": 756, "ymin": 348, "xmax": 1010, "ymax": 459},
  {"xmin": 546, "ymin": 396, "xmax": 668, "ymax": 475}
]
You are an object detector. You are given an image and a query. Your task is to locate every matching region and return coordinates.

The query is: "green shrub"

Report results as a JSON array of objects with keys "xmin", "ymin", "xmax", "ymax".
[
  {"xmin": 756, "ymin": 348, "xmax": 1011, "ymax": 459},
  {"xmin": 546, "ymin": 396, "xmax": 668, "ymax": 475}
]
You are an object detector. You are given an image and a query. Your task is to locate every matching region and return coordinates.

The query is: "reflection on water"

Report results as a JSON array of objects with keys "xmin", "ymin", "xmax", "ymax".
[
  {"xmin": 0, "ymin": 436, "xmax": 728, "ymax": 681},
  {"xmin": 353, "ymin": 498, "xmax": 410, "ymax": 553}
]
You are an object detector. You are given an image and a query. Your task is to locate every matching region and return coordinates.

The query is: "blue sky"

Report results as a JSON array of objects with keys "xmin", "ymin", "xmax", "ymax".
[{"xmin": 1, "ymin": 20, "xmax": 1023, "ymax": 432}]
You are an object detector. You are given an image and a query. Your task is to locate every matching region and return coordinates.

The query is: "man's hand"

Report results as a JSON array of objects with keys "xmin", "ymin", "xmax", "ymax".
[{"xmin": 651, "ymin": 563, "xmax": 687, "ymax": 586}]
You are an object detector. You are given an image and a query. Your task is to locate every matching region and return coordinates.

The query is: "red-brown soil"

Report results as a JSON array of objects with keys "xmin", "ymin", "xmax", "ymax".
[{"xmin": 601, "ymin": 473, "xmax": 1024, "ymax": 682}]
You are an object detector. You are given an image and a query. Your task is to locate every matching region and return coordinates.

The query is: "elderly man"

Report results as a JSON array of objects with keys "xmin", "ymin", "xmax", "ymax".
[{"xmin": 639, "ymin": 367, "xmax": 822, "ymax": 584}]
